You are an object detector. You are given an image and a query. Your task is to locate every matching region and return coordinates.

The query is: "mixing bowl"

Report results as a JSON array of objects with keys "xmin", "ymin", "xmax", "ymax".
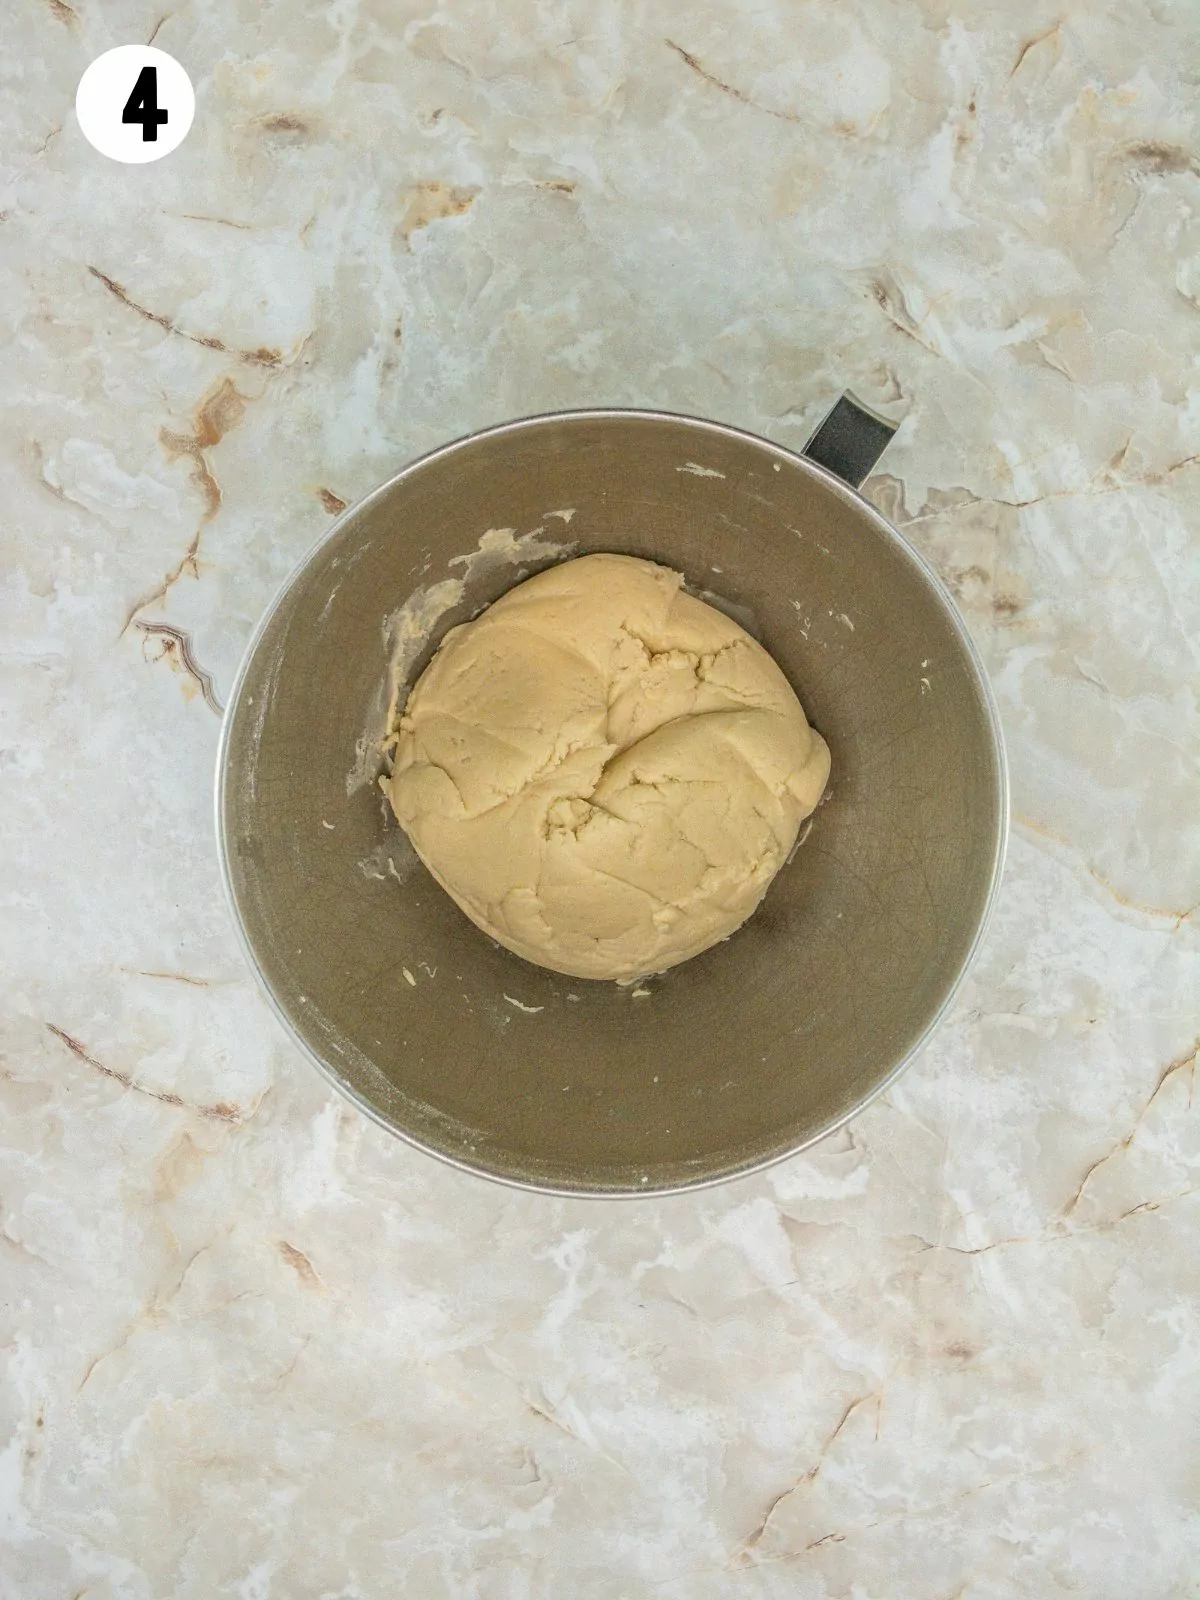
[{"xmin": 217, "ymin": 403, "xmax": 1007, "ymax": 1195}]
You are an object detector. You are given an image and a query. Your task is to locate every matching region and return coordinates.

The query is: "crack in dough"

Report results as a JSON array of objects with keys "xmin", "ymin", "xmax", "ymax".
[{"xmin": 385, "ymin": 553, "xmax": 830, "ymax": 980}]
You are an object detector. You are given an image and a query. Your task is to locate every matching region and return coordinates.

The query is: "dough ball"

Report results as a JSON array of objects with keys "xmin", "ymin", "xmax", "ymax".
[{"xmin": 386, "ymin": 553, "xmax": 830, "ymax": 981}]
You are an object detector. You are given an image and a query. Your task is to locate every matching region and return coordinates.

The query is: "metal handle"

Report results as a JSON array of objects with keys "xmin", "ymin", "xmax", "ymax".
[{"xmin": 802, "ymin": 393, "xmax": 897, "ymax": 489}]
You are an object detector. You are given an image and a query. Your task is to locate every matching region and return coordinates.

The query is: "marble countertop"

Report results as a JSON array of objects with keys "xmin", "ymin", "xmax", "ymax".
[{"xmin": 4, "ymin": 1, "xmax": 1199, "ymax": 1595}]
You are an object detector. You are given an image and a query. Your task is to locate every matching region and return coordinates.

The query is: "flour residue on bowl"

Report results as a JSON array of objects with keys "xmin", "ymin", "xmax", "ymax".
[
  {"xmin": 357, "ymin": 831, "xmax": 422, "ymax": 886},
  {"xmin": 346, "ymin": 522, "xmax": 576, "ymax": 796},
  {"xmin": 243, "ymin": 639, "xmax": 286, "ymax": 802},
  {"xmin": 503, "ymin": 994, "xmax": 545, "ymax": 1015},
  {"xmin": 345, "ymin": 577, "xmax": 462, "ymax": 795},
  {"xmin": 447, "ymin": 523, "xmax": 572, "ymax": 575},
  {"xmin": 382, "ymin": 577, "xmax": 466, "ymax": 732}
]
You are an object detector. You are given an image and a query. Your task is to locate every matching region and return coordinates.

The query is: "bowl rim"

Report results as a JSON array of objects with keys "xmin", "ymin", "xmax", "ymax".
[{"xmin": 215, "ymin": 406, "xmax": 1011, "ymax": 1199}]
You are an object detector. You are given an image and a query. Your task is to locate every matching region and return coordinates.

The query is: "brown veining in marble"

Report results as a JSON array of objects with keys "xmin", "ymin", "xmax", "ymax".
[
  {"xmin": 1060, "ymin": 1038, "xmax": 1199, "ymax": 1219},
  {"xmin": 732, "ymin": 1390, "xmax": 883, "ymax": 1563},
  {"xmin": 134, "ymin": 620, "xmax": 224, "ymax": 713},
  {"xmin": 122, "ymin": 379, "xmax": 248, "ymax": 631},
  {"xmin": 87, "ymin": 268, "xmax": 283, "ymax": 367},
  {"xmin": 666, "ymin": 38, "xmax": 810, "ymax": 125},
  {"xmin": 46, "ymin": 1025, "xmax": 245, "ymax": 1122},
  {"xmin": 397, "ymin": 181, "xmax": 480, "ymax": 247},
  {"xmin": 278, "ymin": 1241, "xmax": 321, "ymax": 1286},
  {"xmin": 1009, "ymin": 23, "xmax": 1062, "ymax": 80}
]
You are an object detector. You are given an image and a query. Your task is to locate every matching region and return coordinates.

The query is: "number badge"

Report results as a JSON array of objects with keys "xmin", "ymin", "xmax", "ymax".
[{"xmin": 76, "ymin": 46, "xmax": 195, "ymax": 164}]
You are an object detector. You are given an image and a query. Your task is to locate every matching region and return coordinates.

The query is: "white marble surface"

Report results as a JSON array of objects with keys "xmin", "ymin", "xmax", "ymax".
[{"xmin": 3, "ymin": 1, "xmax": 1199, "ymax": 1595}]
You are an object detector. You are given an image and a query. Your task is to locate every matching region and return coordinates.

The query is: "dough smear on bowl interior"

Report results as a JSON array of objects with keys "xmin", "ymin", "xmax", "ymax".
[{"xmin": 384, "ymin": 553, "xmax": 830, "ymax": 981}]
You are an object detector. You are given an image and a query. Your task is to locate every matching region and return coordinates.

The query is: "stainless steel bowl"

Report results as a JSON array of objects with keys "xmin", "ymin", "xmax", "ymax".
[{"xmin": 217, "ymin": 404, "xmax": 1007, "ymax": 1195}]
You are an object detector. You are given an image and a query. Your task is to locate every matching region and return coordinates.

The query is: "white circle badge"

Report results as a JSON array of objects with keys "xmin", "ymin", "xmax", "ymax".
[{"xmin": 76, "ymin": 46, "xmax": 195, "ymax": 164}]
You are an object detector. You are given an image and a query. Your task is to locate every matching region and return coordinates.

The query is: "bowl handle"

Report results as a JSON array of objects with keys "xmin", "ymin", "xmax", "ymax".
[{"xmin": 802, "ymin": 393, "xmax": 897, "ymax": 489}]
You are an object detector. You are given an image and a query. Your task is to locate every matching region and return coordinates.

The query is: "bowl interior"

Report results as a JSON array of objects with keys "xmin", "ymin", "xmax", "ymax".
[{"xmin": 219, "ymin": 413, "xmax": 1005, "ymax": 1194}]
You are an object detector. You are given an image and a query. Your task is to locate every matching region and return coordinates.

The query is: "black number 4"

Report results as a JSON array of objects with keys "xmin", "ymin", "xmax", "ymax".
[{"xmin": 122, "ymin": 66, "xmax": 168, "ymax": 142}]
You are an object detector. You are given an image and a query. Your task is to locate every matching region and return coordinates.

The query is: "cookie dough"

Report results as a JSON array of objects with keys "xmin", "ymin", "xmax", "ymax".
[{"xmin": 385, "ymin": 553, "xmax": 830, "ymax": 980}]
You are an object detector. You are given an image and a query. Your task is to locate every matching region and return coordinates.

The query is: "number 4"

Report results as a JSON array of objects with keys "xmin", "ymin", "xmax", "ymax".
[{"xmin": 122, "ymin": 66, "xmax": 168, "ymax": 142}]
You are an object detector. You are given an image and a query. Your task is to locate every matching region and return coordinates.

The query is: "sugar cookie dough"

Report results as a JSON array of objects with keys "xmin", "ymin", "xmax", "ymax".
[{"xmin": 385, "ymin": 553, "xmax": 830, "ymax": 981}]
